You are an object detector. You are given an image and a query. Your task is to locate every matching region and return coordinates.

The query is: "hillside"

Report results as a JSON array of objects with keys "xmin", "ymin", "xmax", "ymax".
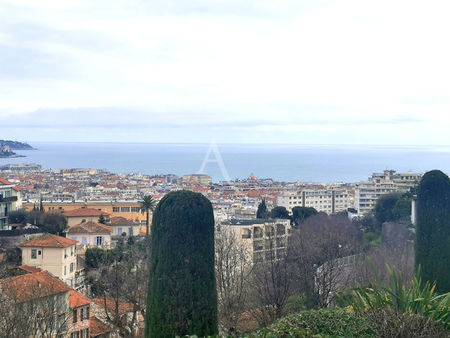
[{"xmin": 0, "ymin": 140, "xmax": 34, "ymax": 150}]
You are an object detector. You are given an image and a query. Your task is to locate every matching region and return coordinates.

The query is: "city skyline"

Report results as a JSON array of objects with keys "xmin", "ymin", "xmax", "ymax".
[{"xmin": 1, "ymin": 0, "xmax": 450, "ymax": 145}]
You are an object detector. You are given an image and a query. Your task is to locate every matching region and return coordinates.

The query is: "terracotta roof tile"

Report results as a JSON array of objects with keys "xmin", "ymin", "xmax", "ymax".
[
  {"xmin": 17, "ymin": 265, "xmax": 42, "ymax": 273},
  {"xmin": 0, "ymin": 271, "xmax": 70, "ymax": 303},
  {"xmin": 69, "ymin": 290, "xmax": 91, "ymax": 308},
  {"xmin": 63, "ymin": 208, "xmax": 109, "ymax": 217},
  {"xmin": 0, "ymin": 177, "xmax": 13, "ymax": 185},
  {"xmin": 90, "ymin": 316, "xmax": 113, "ymax": 337},
  {"xmin": 93, "ymin": 298, "xmax": 133, "ymax": 315},
  {"xmin": 110, "ymin": 216, "xmax": 137, "ymax": 226},
  {"xmin": 67, "ymin": 222, "xmax": 112, "ymax": 234},
  {"xmin": 19, "ymin": 233, "xmax": 78, "ymax": 248}
]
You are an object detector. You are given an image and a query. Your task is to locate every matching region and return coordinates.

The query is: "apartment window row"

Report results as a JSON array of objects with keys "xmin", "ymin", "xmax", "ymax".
[{"xmin": 113, "ymin": 206, "xmax": 141, "ymax": 213}]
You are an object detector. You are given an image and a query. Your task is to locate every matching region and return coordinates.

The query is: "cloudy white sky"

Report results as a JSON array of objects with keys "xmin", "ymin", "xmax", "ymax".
[{"xmin": 0, "ymin": 0, "xmax": 449, "ymax": 144}]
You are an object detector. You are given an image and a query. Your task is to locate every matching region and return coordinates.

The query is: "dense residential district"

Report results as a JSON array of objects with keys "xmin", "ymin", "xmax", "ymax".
[{"xmin": 0, "ymin": 164, "xmax": 444, "ymax": 336}]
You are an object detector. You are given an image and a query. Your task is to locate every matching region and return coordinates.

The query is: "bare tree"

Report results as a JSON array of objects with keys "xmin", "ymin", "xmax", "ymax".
[
  {"xmin": 89, "ymin": 238, "xmax": 148, "ymax": 337},
  {"xmin": 0, "ymin": 276, "xmax": 71, "ymax": 337},
  {"xmin": 250, "ymin": 233, "xmax": 292, "ymax": 326},
  {"xmin": 288, "ymin": 214, "xmax": 363, "ymax": 307},
  {"xmin": 215, "ymin": 225, "xmax": 252, "ymax": 335}
]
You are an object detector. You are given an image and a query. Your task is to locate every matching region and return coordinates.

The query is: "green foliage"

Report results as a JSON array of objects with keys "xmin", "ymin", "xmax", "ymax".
[
  {"xmin": 98, "ymin": 214, "xmax": 106, "ymax": 224},
  {"xmin": 291, "ymin": 207, "xmax": 317, "ymax": 226},
  {"xmin": 416, "ymin": 170, "xmax": 450, "ymax": 293},
  {"xmin": 363, "ymin": 232, "xmax": 381, "ymax": 248},
  {"xmin": 146, "ymin": 190, "xmax": 218, "ymax": 337},
  {"xmin": 140, "ymin": 194, "xmax": 156, "ymax": 236},
  {"xmin": 365, "ymin": 308, "xmax": 449, "ymax": 337},
  {"xmin": 39, "ymin": 212, "xmax": 67, "ymax": 235},
  {"xmin": 374, "ymin": 193, "xmax": 401, "ymax": 225},
  {"xmin": 392, "ymin": 195, "xmax": 412, "ymax": 222},
  {"xmin": 341, "ymin": 266, "xmax": 450, "ymax": 330},
  {"xmin": 270, "ymin": 206, "xmax": 289, "ymax": 219},
  {"xmin": 85, "ymin": 247, "xmax": 116, "ymax": 269},
  {"xmin": 249, "ymin": 308, "xmax": 376, "ymax": 337},
  {"xmin": 8, "ymin": 210, "xmax": 28, "ymax": 225},
  {"xmin": 257, "ymin": 199, "xmax": 269, "ymax": 219}
]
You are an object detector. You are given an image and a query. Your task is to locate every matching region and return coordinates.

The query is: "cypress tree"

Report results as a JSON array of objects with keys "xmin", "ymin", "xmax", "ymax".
[
  {"xmin": 146, "ymin": 190, "xmax": 218, "ymax": 337},
  {"xmin": 257, "ymin": 199, "xmax": 269, "ymax": 219},
  {"xmin": 415, "ymin": 170, "xmax": 450, "ymax": 293}
]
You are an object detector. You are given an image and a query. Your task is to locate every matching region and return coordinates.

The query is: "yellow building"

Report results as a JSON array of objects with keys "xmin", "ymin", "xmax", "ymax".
[
  {"xmin": 19, "ymin": 234, "xmax": 78, "ymax": 288},
  {"xmin": 24, "ymin": 201, "xmax": 149, "ymax": 225}
]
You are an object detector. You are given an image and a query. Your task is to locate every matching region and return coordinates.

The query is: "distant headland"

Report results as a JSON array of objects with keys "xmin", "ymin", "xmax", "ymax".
[{"xmin": 0, "ymin": 140, "xmax": 35, "ymax": 158}]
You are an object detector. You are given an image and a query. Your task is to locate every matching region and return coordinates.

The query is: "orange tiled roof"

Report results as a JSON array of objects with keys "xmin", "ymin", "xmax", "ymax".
[
  {"xmin": 110, "ymin": 216, "xmax": 137, "ymax": 226},
  {"xmin": 19, "ymin": 233, "xmax": 78, "ymax": 248},
  {"xmin": 67, "ymin": 221, "xmax": 112, "ymax": 234},
  {"xmin": 63, "ymin": 208, "xmax": 109, "ymax": 217},
  {"xmin": 90, "ymin": 316, "xmax": 112, "ymax": 337},
  {"xmin": 93, "ymin": 298, "xmax": 133, "ymax": 315},
  {"xmin": 0, "ymin": 177, "xmax": 13, "ymax": 185},
  {"xmin": 69, "ymin": 290, "xmax": 91, "ymax": 308},
  {"xmin": 0, "ymin": 271, "xmax": 70, "ymax": 303},
  {"xmin": 17, "ymin": 265, "xmax": 42, "ymax": 273}
]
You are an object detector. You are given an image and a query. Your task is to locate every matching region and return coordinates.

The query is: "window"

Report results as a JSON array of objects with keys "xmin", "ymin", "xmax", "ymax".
[
  {"xmin": 73, "ymin": 309, "xmax": 77, "ymax": 323},
  {"xmin": 96, "ymin": 236, "xmax": 103, "ymax": 245},
  {"xmin": 81, "ymin": 306, "xmax": 89, "ymax": 320},
  {"xmin": 38, "ymin": 250, "xmax": 41, "ymax": 255},
  {"xmin": 128, "ymin": 227, "xmax": 133, "ymax": 236},
  {"xmin": 82, "ymin": 237, "xmax": 87, "ymax": 245},
  {"xmin": 81, "ymin": 328, "xmax": 89, "ymax": 338},
  {"xmin": 64, "ymin": 266, "xmax": 67, "ymax": 275},
  {"xmin": 120, "ymin": 207, "xmax": 131, "ymax": 212},
  {"xmin": 31, "ymin": 249, "xmax": 37, "ymax": 259},
  {"xmin": 70, "ymin": 262, "xmax": 74, "ymax": 273},
  {"xmin": 71, "ymin": 236, "xmax": 77, "ymax": 241},
  {"xmin": 130, "ymin": 207, "xmax": 140, "ymax": 212},
  {"xmin": 118, "ymin": 227, "xmax": 122, "ymax": 235},
  {"xmin": 71, "ymin": 331, "xmax": 79, "ymax": 338},
  {"xmin": 113, "ymin": 207, "xmax": 120, "ymax": 212}
]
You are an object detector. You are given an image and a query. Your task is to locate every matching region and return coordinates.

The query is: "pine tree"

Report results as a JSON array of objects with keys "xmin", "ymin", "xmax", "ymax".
[
  {"xmin": 415, "ymin": 170, "xmax": 450, "ymax": 293},
  {"xmin": 146, "ymin": 190, "xmax": 218, "ymax": 337},
  {"xmin": 98, "ymin": 214, "xmax": 106, "ymax": 224},
  {"xmin": 257, "ymin": 199, "xmax": 269, "ymax": 219}
]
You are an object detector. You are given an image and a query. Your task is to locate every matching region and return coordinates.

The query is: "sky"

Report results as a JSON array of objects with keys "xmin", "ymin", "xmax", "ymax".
[{"xmin": 0, "ymin": 0, "xmax": 449, "ymax": 145}]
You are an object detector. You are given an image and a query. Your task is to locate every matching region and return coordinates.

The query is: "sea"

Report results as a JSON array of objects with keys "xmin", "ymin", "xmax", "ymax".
[{"xmin": 1, "ymin": 142, "xmax": 449, "ymax": 183}]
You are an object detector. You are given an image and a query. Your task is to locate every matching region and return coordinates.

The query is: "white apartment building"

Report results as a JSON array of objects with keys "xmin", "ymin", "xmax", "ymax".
[
  {"xmin": 355, "ymin": 170, "xmax": 421, "ymax": 215},
  {"xmin": 277, "ymin": 187, "xmax": 354, "ymax": 214},
  {"xmin": 219, "ymin": 218, "xmax": 291, "ymax": 264},
  {"xmin": 0, "ymin": 177, "xmax": 22, "ymax": 230}
]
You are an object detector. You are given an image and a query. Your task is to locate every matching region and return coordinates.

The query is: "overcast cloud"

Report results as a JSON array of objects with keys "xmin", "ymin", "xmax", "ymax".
[{"xmin": 0, "ymin": 0, "xmax": 449, "ymax": 144}]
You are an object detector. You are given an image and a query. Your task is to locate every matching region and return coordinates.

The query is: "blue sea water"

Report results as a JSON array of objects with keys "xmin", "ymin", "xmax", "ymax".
[{"xmin": 1, "ymin": 143, "xmax": 449, "ymax": 183}]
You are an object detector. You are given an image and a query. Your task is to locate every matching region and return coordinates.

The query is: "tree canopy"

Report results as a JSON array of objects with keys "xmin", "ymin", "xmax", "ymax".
[
  {"xmin": 270, "ymin": 206, "xmax": 290, "ymax": 219},
  {"xmin": 415, "ymin": 170, "xmax": 450, "ymax": 293},
  {"xmin": 291, "ymin": 206, "xmax": 318, "ymax": 226},
  {"xmin": 257, "ymin": 199, "xmax": 269, "ymax": 219},
  {"xmin": 146, "ymin": 190, "xmax": 218, "ymax": 337}
]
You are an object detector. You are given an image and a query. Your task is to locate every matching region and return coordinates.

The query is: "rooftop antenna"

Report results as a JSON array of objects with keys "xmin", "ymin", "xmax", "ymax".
[{"xmin": 198, "ymin": 140, "xmax": 231, "ymax": 182}]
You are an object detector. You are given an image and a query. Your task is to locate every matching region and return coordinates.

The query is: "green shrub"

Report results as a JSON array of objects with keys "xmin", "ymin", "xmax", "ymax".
[
  {"xmin": 249, "ymin": 308, "xmax": 376, "ymax": 337},
  {"xmin": 341, "ymin": 266, "xmax": 450, "ymax": 330},
  {"xmin": 366, "ymin": 308, "xmax": 449, "ymax": 337}
]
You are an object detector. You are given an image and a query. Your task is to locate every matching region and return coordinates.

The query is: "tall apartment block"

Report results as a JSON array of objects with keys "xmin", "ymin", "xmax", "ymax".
[
  {"xmin": 277, "ymin": 187, "xmax": 354, "ymax": 214},
  {"xmin": 355, "ymin": 170, "xmax": 421, "ymax": 215}
]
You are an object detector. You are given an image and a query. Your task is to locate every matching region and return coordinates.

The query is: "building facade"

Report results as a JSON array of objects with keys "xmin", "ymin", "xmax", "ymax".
[
  {"xmin": 219, "ymin": 218, "xmax": 291, "ymax": 264},
  {"xmin": 0, "ymin": 177, "xmax": 22, "ymax": 230},
  {"xmin": 355, "ymin": 170, "xmax": 421, "ymax": 215},
  {"xmin": 277, "ymin": 187, "xmax": 354, "ymax": 214},
  {"xmin": 19, "ymin": 234, "xmax": 78, "ymax": 288}
]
